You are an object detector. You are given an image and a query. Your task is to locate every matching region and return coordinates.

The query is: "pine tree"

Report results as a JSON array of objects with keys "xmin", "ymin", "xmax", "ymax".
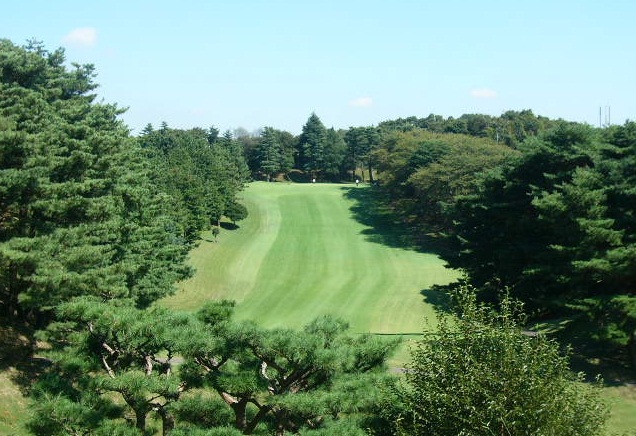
[
  {"xmin": 257, "ymin": 126, "xmax": 282, "ymax": 181},
  {"xmin": 298, "ymin": 113, "xmax": 327, "ymax": 177},
  {"xmin": 0, "ymin": 39, "xmax": 190, "ymax": 321}
]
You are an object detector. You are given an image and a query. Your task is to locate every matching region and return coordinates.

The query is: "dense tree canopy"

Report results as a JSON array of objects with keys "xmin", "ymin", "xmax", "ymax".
[
  {"xmin": 378, "ymin": 110, "xmax": 558, "ymax": 148},
  {"xmin": 0, "ymin": 39, "xmax": 191, "ymax": 321},
  {"xmin": 297, "ymin": 113, "xmax": 327, "ymax": 177},
  {"xmin": 372, "ymin": 116, "xmax": 636, "ymax": 366},
  {"xmin": 374, "ymin": 129, "xmax": 514, "ymax": 232},
  {"xmin": 345, "ymin": 125, "xmax": 381, "ymax": 182},
  {"xmin": 138, "ymin": 125, "xmax": 249, "ymax": 242}
]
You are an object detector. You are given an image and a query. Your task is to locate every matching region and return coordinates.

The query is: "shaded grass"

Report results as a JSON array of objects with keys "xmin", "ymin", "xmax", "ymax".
[
  {"xmin": 0, "ymin": 322, "xmax": 42, "ymax": 435},
  {"xmin": 531, "ymin": 316, "xmax": 636, "ymax": 434},
  {"xmin": 0, "ymin": 370, "xmax": 29, "ymax": 436}
]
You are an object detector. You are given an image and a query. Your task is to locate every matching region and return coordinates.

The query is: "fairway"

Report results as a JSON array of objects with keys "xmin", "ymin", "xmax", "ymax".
[{"xmin": 162, "ymin": 182, "xmax": 458, "ymax": 334}]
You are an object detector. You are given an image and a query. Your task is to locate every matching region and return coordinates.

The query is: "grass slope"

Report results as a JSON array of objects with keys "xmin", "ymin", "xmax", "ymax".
[{"xmin": 162, "ymin": 182, "xmax": 458, "ymax": 334}]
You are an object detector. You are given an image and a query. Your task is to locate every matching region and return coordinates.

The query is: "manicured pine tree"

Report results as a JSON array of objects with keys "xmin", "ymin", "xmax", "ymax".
[
  {"xmin": 183, "ymin": 303, "xmax": 400, "ymax": 435},
  {"xmin": 30, "ymin": 297, "xmax": 197, "ymax": 435}
]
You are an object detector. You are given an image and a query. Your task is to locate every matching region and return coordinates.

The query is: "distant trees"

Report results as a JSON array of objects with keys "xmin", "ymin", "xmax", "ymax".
[
  {"xmin": 138, "ymin": 125, "xmax": 250, "ymax": 242},
  {"xmin": 322, "ymin": 128, "xmax": 348, "ymax": 180},
  {"xmin": 345, "ymin": 126, "xmax": 381, "ymax": 182},
  {"xmin": 256, "ymin": 126, "xmax": 292, "ymax": 181},
  {"xmin": 298, "ymin": 112, "xmax": 327, "ymax": 178},
  {"xmin": 378, "ymin": 110, "xmax": 557, "ymax": 148},
  {"xmin": 374, "ymin": 129, "xmax": 513, "ymax": 232}
]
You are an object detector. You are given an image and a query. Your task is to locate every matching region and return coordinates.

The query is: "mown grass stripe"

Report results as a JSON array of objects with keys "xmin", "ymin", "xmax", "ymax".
[{"xmin": 162, "ymin": 182, "xmax": 459, "ymax": 336}]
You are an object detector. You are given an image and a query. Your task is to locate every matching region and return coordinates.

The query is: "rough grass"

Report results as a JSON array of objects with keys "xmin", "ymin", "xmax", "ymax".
[
  {"xmin": 603, "ymin": 385, "xmax": 636, "ymax": 434},
  {"xmin": 0, "ymin": 370, "xmax": 29, "ymax": 435},
  {"xmin": 161, "ymin": 182, "xmax": 458, "ymax": 335}
]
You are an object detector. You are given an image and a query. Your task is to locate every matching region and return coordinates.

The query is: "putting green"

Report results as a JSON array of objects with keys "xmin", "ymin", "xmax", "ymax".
[{"xmin": 161, "ymin": 182, "xmax": 459, "ymax": 334}]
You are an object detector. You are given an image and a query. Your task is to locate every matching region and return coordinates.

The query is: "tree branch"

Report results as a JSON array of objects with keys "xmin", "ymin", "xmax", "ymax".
[{"xmin": 101, "ymin": 356, "xmax": 116, "ymax": 378}]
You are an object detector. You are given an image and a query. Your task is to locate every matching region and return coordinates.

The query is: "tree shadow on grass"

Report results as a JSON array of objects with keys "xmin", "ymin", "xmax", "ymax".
[
  {"xmin": 0, "ymin": 319, "xmax": 50, "ymax": 396},
  {"xmin": 341, "ymin": 186, "xmax": 448, "ymax": 255},
  {"xmin": 538, "ymin": 317, "xmax": 636, "ymax": 386},
  {"xmin": 420, "ymin": 284, "xmax": 456, "ymax": 315},
  {"xmin": 220, "ymin": 222, "xmax": 239, "ymax": 230}
]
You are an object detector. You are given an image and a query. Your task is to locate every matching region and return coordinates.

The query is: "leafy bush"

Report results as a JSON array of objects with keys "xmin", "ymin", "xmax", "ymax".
[{"xmin": 395, "ymin": 286, "xmax": 608, "ymax": 435}]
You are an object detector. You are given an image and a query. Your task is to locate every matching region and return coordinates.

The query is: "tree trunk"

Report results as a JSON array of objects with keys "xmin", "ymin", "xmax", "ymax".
[
  {"xmin": 134, "ymin": 408, "xmax": 147, "ymax": 434},
  {"xmin": 157, "ymin": 407, "xmax": 175, "ymax": 436},
  {"xmin": 244, "ymin": 405, "xmax": 271, "ymax": 435},
  {"xmin": 231, "ymin": 398, "xmax": 248, "ymax": 431}
]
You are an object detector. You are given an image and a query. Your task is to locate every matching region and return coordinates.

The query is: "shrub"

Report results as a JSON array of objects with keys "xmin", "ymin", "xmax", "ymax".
[{"xmin": 396, "ymin": 286, "xmax": 608, "ymax": 435}]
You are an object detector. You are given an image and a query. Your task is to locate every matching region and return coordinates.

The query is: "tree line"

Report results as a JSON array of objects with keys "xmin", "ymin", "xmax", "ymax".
[
  {"xmin": 372, "ymin": 113, "xmax": 636, "ymax": 370},
  {"xmin": 0, "ymin": 39, "xmax": 612, "ymax": 434},
  {"xmin": 242, "ymin": 109, "xmax": 560, "ymax": 185}
]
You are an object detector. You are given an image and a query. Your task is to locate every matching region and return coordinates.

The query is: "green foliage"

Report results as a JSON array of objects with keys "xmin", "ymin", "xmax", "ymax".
[
  {"xmin": 139, "ymin": 125, "xmax": 249, "ymax": 242},
  {"xmin": 0, "ymin": 39, "xmax": 191, "ymax": 321},
  {"xmin": 298, "ymin": 112, "xmax": 327, "ymax": 176},
  {"xmin": 378, "ymin": 110, "xmax": 557, "ymax": 147},
  {"xmin": 26, "ymin": 394, "xmax": 119, "ymax": 436},
  {"xmin": 224, "ymin": 200, "xmax": 248, "ymax": 224},
  {"xmin": 186, "ymin": 307, "xmax": 400, "ymax": 435},
  {"xmin": 170, "ymin": 395, "xmax": 235, "ymax": 429},
  {"xmin": 395, "ymin": 286, "xmax": 608, "ymax": 435},
  {"xmin": 442, "ymin": 120, "xmax": 636, "ymax": 369},
  {"xmin": 373, "ymin": 128, "xmax": 514, "ymax": 233},
  {"xmin": 256, "ymin": 126, "xmax": 284, "ymax": 180},
  {"xmin": 344, "ymin": 125, "xmax": 381, "ymax": 181},
  {"xmin": 31, "ymin": 298, "xmax": 199, "ymax": 434},
  {"xmin": 322, "ymin": 128, "xmax": 347, "ymax": 180},
  {"xmin": 253, "ymin": 126, "xmax": 295, "ymax": 180},
  {"xmin": 446, "ymin": 122, "xmax": 600, "ymax": 306},
  {"xmin": 32, "ymin": 297, "xmax": 398, "ymax": 434}
]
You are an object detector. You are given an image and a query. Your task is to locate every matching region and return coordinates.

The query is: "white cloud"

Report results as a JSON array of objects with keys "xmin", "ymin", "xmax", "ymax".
[
  {"xmin": 349, "ymin": 96, "xmax": 374, "ymax": 108},
  {"xmin": 470, "ymin": 88, "xmax": 497, "ymax": 99},
  {"xmin": 62, "ymin": 27, "xmax": 98, "ymax": 48}
]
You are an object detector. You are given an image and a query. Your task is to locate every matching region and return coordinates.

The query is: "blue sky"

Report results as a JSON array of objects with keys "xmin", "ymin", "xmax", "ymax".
[{"xmin": 3, "ymin": 0, "xmax": 635, "ymax": 134}]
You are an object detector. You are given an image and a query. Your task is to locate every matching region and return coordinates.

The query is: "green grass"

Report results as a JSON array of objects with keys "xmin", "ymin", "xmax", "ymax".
[
  {"xmin": 161, "ymin": 182, "xmax": 458, "ymax": 334},
  {"xmin": 603, "ymin": 385, "xmax": 636, "ymax": 435},
  {"xmin": 0, "ymin": 323, "xmax": 33, "ymax": 436},
  {"xmin": 0, "ymin": 370, "xmax": 29, "ymax": 435}
]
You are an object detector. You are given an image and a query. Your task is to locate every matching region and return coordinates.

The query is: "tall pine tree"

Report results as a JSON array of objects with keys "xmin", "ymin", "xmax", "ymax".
[{"xmin": 298, "ymin": 112, "xmax": 326, "ymax": 178}]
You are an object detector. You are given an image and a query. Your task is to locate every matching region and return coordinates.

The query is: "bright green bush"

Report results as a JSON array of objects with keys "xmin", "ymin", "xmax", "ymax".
[{"xmin": 396, "ymin": 286, "xmax": 609, "ymax": 436}]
